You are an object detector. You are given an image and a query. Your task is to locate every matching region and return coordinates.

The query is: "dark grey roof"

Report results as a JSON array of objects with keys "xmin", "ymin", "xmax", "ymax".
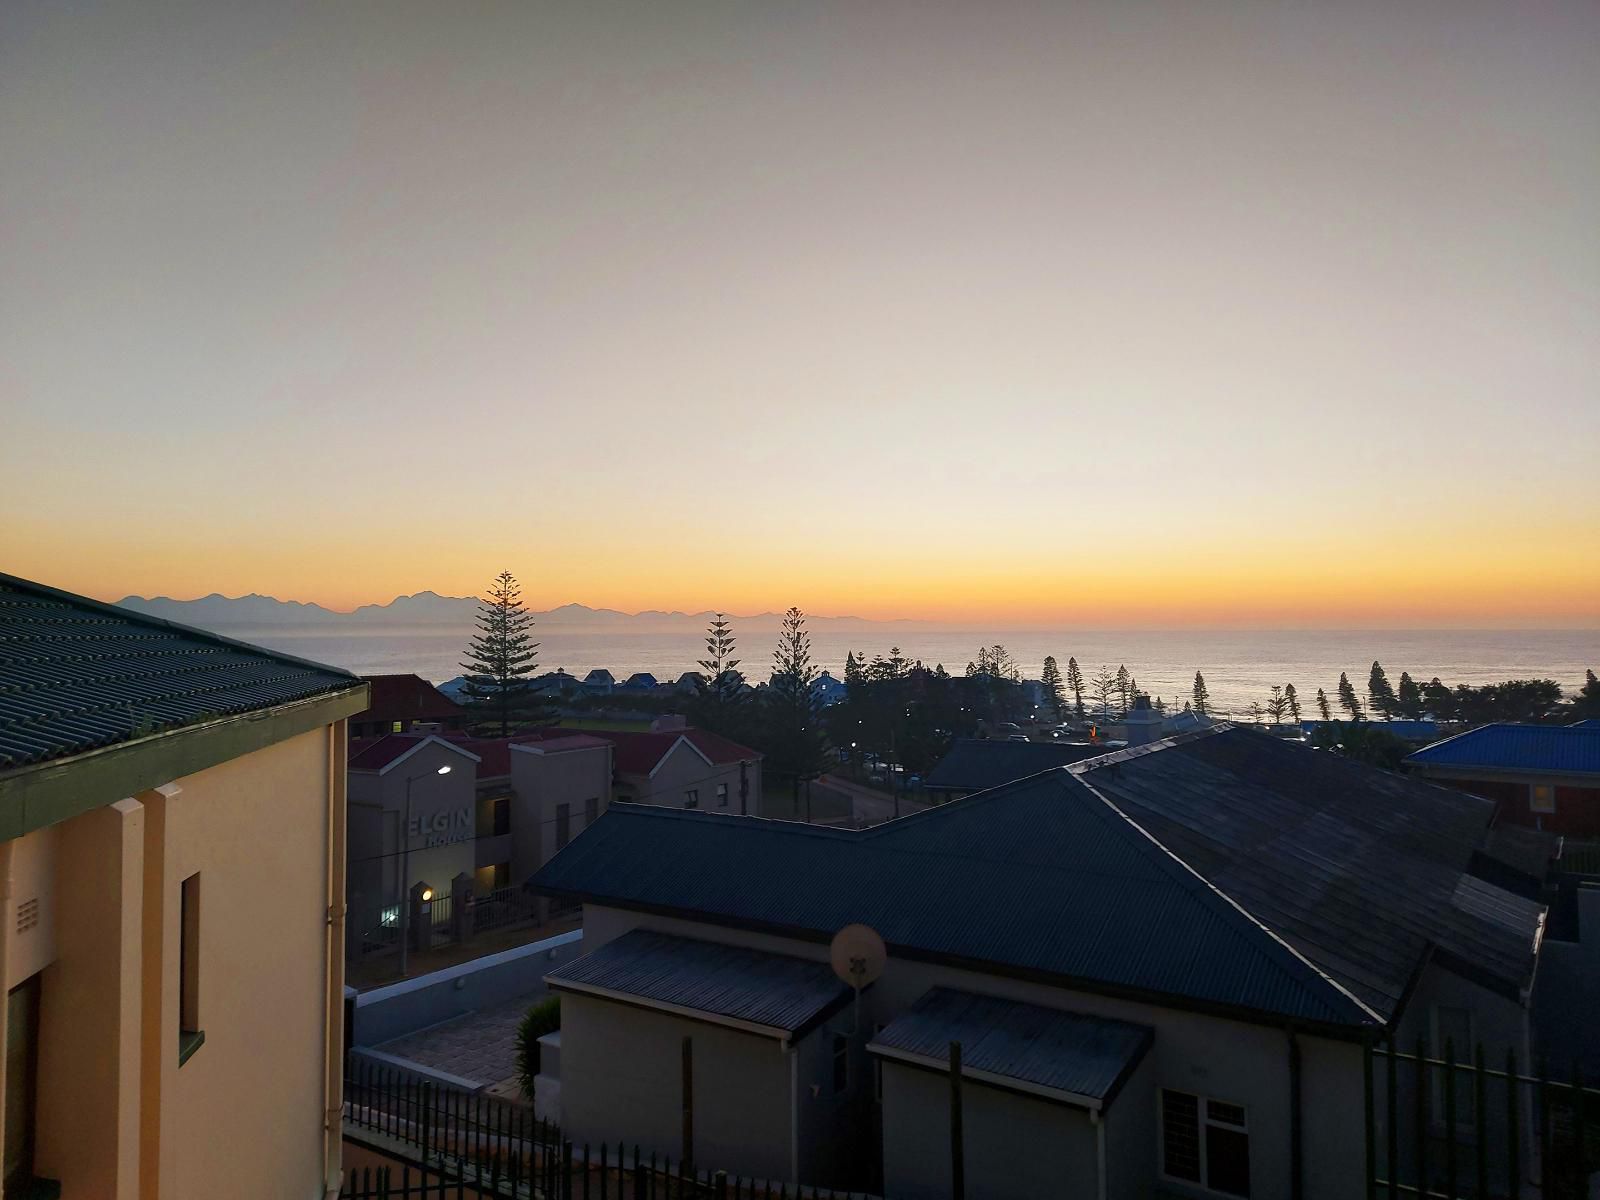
[
  {"xmin": 869, "ymin": 988, "xmax": 1152, "ymax": 1109},
  {"xmin": 1406, "ymin": 723, "xmax": 1600, "ymax": 777},
  {"xmin": 544, "ymin": 928, "xmax": 848, "ymax": 1037},
  {"xmin": 1074, "ymin": 729, "xmax": 1544, "ymax": 1017},
  {"xmin": 0, "ymin": 574, "xmax": 361, "ymax": 770},
  {"xmin": 924, "ymin": 738, "xmax": 1107, "ymax": 792},
  {"xmin": 534, "ymin": 749, "xmax": 1380, "ymax": 1030}
]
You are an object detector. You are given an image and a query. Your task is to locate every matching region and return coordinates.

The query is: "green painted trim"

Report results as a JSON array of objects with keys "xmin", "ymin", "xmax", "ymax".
[
  {"xmin": 0, "ymin": 686, "xmax": 366, "ymax": 840},
  {"xmin": 178, "ymin": 1028, "xmax": 206, "ymax": 1067}
]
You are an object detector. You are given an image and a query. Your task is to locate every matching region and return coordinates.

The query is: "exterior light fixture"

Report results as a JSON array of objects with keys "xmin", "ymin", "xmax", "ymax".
[
  {"xmin": 420, "ymin": 887, "xmax": 434, "ymax": 902},
  {"xmin": 437, "ymin": 765, "xmax": 452, "ymax": 775}
]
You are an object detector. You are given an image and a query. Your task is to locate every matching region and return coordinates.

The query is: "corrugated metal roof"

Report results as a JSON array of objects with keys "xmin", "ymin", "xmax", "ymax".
[
  {"xmin": 1570, "ymin": 719, "xmax": 1600, "ymax": 731},
  {"xmin": 869, "ymin": 988, "xmax": 1152, "ymax": 1108},
  {"xmin": 0, "ymin": 575, "xmax": 361, "ymax": 770},
  {"xmin": 924, "ymin": 738, "xmax": 1107, "ymax": 792},
  {"xmin": 532, "ymin": 747, "xmax": 1379, "ymax": 1030},
  {"xmin": 1406, "ymin": 723, "xmax": 1600, "ymax": 776},
  {"xmin": 1075, "ymin": 728, "xmax": 1543, "ymax": 1016},
  {"xmin": 544, "ymin": 928, "xmax": 847, "ymax": 1036}
]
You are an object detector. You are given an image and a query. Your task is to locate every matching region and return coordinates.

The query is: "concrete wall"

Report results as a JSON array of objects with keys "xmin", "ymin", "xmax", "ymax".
[
  {"xmin": 352, "ymin": 929, "xmax": 584, "ymax": 1047},
  {"xmin": 880, "ymin": 1062, "xmax": 1099, "ymax": 1200},
  {"xmin": 348, "ymin": 740, "xmax": 477, "ymax": 936},
  {"xmin": 1104, "ymin": 1044, "xmax": 1158, "ymax": 1200},
  {"xmin": 619, "ymin": 743, "xmax": 760, "ymax": 816},
  {"xmin": 508, "ymin": 742, "xmax": 611, "ymax": 881},
  {"xmin": 559, "ymin": 991, "xmax": 796, "ymax": 1181},
  {"xmin": 10, "ymin": 723, "xmax": 343, "ymax": 1200},
  {"xmin": 580, "ymin": 905, "xmax": 1368, "ymax": 1200}
]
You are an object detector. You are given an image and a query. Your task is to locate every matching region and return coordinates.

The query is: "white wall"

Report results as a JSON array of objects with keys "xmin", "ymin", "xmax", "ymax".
[
  {"xmin": 580, "ymin": 904, "xmax": 1369, "ymax": 1200},
  {"xmin": 880, "ymin": 1062, "xmax": 1099, "ymax": 1200}
]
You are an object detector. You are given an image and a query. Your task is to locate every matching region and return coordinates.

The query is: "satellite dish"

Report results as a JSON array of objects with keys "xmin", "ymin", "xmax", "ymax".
[{"xmin": 830, "ymin": 923, "xmax": 887, "ymax": 991}]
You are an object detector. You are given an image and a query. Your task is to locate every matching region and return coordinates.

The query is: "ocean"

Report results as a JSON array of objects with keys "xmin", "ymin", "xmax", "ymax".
[{"xmin": 235, "ymin": 625, "xmax": 1595, "ymax": 717}]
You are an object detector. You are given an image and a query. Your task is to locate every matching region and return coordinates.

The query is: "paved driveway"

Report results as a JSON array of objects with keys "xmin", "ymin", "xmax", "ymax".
[{"xmin": 375, "ymin": 993, "xmax": 537, "ymax": 1089}]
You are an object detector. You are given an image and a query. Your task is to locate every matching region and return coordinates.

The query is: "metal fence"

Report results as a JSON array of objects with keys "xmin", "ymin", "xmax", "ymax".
[
  {"xmin": 1366, "ymin": 1037, "xmax": 1598, "ymax": 1199},
  {"xmin": 343, "ymin": 1059, "xmax": 873, "ymax": 1200},
  {"xmin": 472, "ymin": 886, "xmax": 539, "ymax": 935},
  {"xmin": 1560, "ymin": 838, "xmax": 1600, "ymax": 876}
]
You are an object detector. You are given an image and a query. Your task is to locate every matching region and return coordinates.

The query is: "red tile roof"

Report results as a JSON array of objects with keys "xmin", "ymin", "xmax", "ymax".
[{"xmin": 352, "ymin": 674, "xmax": 464, "ymax": 724}]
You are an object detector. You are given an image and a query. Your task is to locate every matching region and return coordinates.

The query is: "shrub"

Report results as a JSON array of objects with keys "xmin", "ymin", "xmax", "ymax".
[{"xmin": 516, "ymin": 995, "xmax": 561, "ymax": 1100}]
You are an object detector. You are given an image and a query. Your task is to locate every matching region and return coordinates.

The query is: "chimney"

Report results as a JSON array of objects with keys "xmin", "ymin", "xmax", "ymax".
[{"xmin": 1124, "ymin": 693, "xmax": 1163, "ymax": 746}]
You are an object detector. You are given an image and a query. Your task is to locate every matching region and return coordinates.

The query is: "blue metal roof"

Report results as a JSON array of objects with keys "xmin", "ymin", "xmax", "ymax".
[
  {"xmin": 533, "ymin": 744, "xmax": 1382, "ymax": 1030},
  {"xmin": 1405, "ymin": 723, "xmax": 1600, "ymax": 777},
  {"xmin": 869, "ymin": 988, "xmax": 1152, "ymax": 1109},
  {"xmin": 1570, "ymin": 719, "xmax": 1600, "ymax": 731},
  {"xmin": 1076, "ymin": 729, "xmax": 1543, "ymax": 1017},
  {"xmin": 544, "ymin": 928, "xmax": 848, "ymax": 1037},
  {"xmin": 924, "ymin": 738, "xmax": 1108, "ymax": 792},
  {"xmin": 0, "ymin": 574, "xmax": 361, "ymax": 770}
]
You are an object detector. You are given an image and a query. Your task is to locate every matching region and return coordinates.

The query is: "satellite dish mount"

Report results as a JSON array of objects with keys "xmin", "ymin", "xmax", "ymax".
[{"xmin": 829, "ymin": 923, "xmax": 887, "ymax": 1035}]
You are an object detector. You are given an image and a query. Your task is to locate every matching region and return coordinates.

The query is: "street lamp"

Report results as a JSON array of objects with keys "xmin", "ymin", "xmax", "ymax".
[{"xmin": 399, "ymin": 764, "xmax": 451, "ymax": 978}]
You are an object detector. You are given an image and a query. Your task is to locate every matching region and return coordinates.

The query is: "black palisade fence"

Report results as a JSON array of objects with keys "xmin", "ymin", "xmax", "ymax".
[
  {"xmin": 343, "ymin": 1060, "xmax": 871, "ymax": 1200},
  {"xmin": 1365, "ymin": 1037, "xmax": 1599, "ymax": 1199}
]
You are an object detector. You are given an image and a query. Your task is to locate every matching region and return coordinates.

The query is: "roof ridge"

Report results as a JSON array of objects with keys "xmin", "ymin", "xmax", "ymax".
[
  {"xmin": 0, "ymin": 573, "xmax": 359, "ymax": 682},
  {"xmin": 1067, "ymin": 767, "xmax": 1381, "ymax": 1027}
]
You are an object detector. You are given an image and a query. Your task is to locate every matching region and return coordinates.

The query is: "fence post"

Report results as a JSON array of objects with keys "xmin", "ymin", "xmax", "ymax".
[
  {"xmin": 421, "ymin": 1082, "xmax": 433, "ymax": 1162},
  {"xmin": 1363, "ymin": 1039, "xmax": 1376, "ymax": 1200},
  {"xmin": 683, "ymin": 1035, "xmax": 695, "ymax": 1172},
  {"xmin": 563, "ymin": 1139, "xmax": 574, "ymax": 1200},
  {"xmin": 1414, "ymin": 1036, "xmax": 1429, "ymax": 1198},
  {"xmin": 950, "ymin": 1040, "xmax": 965, "ymax": 1200},
  {"xmin": 1507, "ymin": 1047, "xmax": 1520, "ymax": 1200},
  {"xmin": 1443, "ymin": 1038, "xmax": 1456, "ymax": 1200}
]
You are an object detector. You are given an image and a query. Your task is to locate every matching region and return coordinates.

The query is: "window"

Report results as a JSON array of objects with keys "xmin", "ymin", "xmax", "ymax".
[
  {"xmin": 1531, "ymin": 785, "xmax": 1556, "ymax": 814},
  {"xmin": 179, "ymin": 873, "xmax": 204, "ymax": 1065},
  {"xmin": 684, "ymin": 789, "xmax": 699, "ymax": 809},
  {"xmin": 391, "ymin": 720, "xmax": 403, "ymax": 733},
  {"xmin": 1162, "ymin": 1089, "xmax": 1250, "ymax": 1197},
  {"xmin": 832, "ymin": 1035, "xmax": 849, "ymax": 1094},
  {"xmin": 492, "ymin": 795, "xmax": 511, "ymax": 837},
  {"xmin": 555, "ymin": 804, "xmax": 571, "ymax": 851},
  {"xmin": 584, "ymin": 797, "xmax": 598, "ymax": 826},
  {"xmin": 716, "ymin": 783, "xmax": 729, "ymax": 808},
  {"xmin": 1430, "ymin": 1005, "xmax": 1476, "ymax": 1126}
]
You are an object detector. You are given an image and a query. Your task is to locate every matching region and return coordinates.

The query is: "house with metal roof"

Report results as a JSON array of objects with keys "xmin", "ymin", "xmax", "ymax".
[
  {"xmin": 562, "ymin": 724, "xmax": 763, "ymax": 816},
  {"xmin": 530, "ymin": 724, "xmax": 1547, "ymax": 1199},
  {"xmin": 0, "ymin": 573, "xmax": 367, "ymax": 1197},
  {"xmin": 1406, "ymin": 722, "xmax": 1600, "ymax": 837}
]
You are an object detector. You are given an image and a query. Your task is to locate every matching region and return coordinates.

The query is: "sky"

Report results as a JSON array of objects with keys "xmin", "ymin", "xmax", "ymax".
[{"xmin": 3, "ymin": 1, "xmax": 1597, "ymax": 628}]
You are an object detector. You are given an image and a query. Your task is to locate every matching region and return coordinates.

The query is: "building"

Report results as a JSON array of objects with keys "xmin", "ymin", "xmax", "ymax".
[
  {"xmin": 531, "ymin": 725, "xmax": 1545, "ymax": 1198},
  {"xmin": 348, "ymin": 673, "xmax": 466, "ymax": 739},
  {"xmin": 0, "ymin": 573, "xmax": 366, "ymax": 1198},
  {"xmin": 1406, "ymin": 722, "xmax": 1600, "ymax": 836},
  {"xmin": 923, "ymin": 737, "xmax": 1105, "ymax": 798},
  {"xmin": 345, "ymin": 729, "xmax": 612, "ymax": 954},
  {"xmin": 566, "ymin": 724, "xmax": 763, "ymax": 815},
  {"xmin": 812, "ymin": 672, "xmax": 847, "ymax": 707}
]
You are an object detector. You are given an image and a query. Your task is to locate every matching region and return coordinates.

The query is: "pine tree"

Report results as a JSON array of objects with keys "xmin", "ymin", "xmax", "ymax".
[
  {"xmin": 1192, "ymin": 671, "xmax": 1210, "ymax": 717},
  {"xmin": 1576, "ymin": 668, "xmax": 1600, "ymax": 718},
  {"xmin": 458, "ymin": 571, "xmax": 551, "ymax": 736},
  {"xmin": 1338, "ymin": 672, "xmax": 1363, "ymax": 720},
  {"xmin": 1368, "ymin": 661, "xmax": 1398, "ymax": 720},
  {"xmin": 1315, "ymin": 687, "xmax": 1332, "ymax": 722},
  {"xmin": 693, "ymin": 612, "xmax": 744, "ymax": 734},
  {"xmin": 1284, "ymin": 683, "xmax": 1301, "ymax": 724},
  {"xmin": 765, "ymin": 607, "xmax": 829, "ymax": 811},
  {"xmin": 1247, "ymin": 701, "xmax": 1265, "ymax": 725},
  {"xmin": 1422, "ymin": 677, "xmax": 1456, "ymax": 722},
  {"xmin": 1267, "ymin": 685, "xmax": 1289, "ymax": 725},
  {"xmin": 1154, "ymin": 696, "xmax": 1167, "ymax": 715},
  {"xmin": 1040, "ymin": 656, "xmax": 1065, "ymax": 713},
  {"xmin": 1065, "ymin": 657, "xmax": 1086, "ymax": 719},
  {"xmin": 1091, "ymin": 666, "xmax": 1118, "ymax": 720},
  {"xmin": 1114, "ymin": 665, "xmax": 1131, "ymax": 716},
  {"xmin": 1396, "ymin": 671, "xmax": 1423, "ymax": 720}
]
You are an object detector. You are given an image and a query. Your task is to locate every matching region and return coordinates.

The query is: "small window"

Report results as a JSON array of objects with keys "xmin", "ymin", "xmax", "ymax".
[
  {"xmin": 1162, "ymin": 1089, "xmax": 1249, "ymax": 1197},
  {"xmin": 391, "ymin": 720, "xmax": 403, "ymax": 734},
  {"xmin": 179, "ymin": 873, "xmax": 204, "ymax": 1065},
  {"xmin": 684, "ymin": 790, "xmax": 699, "ymax": 809},
  {"xmin": 832, "ymin": 1035, "xmax": 849, "ymax": 1094},
  {"xmin": 492, "ymin": 795, "xmax": 511, "ymax": 837},
  {"xmin": 716, "ymin": 783, "xmax": 729, "ymax": 808},
  {"xmin": 1531, "ymin": 785, "xmax": 1556, "ymax": 814},
  {"xmin": 555, "ymin": 803, "xmax": 571, "ymax": 850}
]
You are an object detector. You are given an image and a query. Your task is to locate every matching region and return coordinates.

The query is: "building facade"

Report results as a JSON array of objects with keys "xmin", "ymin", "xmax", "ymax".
[
  {"xmin": 1407, "ymin": 723, "xmax": 1600, "ymax": 836},
  {"xmin": 0, "ymin": 573, "xmax": 366, "ymax": 1199}
]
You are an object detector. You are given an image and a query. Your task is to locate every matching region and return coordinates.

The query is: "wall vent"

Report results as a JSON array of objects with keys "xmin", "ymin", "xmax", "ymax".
[{"xmin": 16, "ymin": 898, "xmax": 39, "ymax": 934}]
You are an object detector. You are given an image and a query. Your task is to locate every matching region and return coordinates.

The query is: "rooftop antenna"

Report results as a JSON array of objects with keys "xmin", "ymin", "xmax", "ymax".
[{"xmin": 830, "ymin": 923, "xmax": 886, "ymax": 1035}]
